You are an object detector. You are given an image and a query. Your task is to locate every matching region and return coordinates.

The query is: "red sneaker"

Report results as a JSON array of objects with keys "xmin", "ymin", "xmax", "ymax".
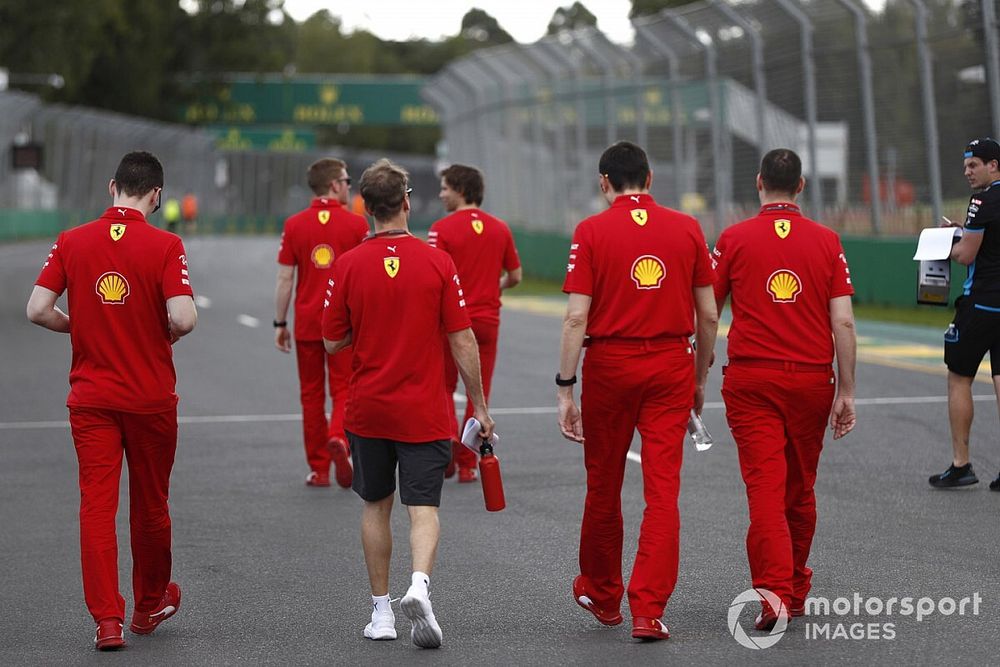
[
  {"xmin": 130, "ymin": 582, "xmax": 181, "ymax": 635},
  {"xmin": 305, "ymin": 471, "xmax": 331, "ymax": 487},
  {"xmin": 328, "ymin": 438, "xmax": 353, "ymax": 488},
  {"xmin": 95, "ymin": 618, "xmax": 125, "ymax": 650},
  {"xmin": 631, "ymin": 616, "xmax": 670, "ymax": 641},
  {"xmin": 572, "ymin": 576, "xmax": 623, "ymax": 626},
  {"xmin": 457, "ymin": 466, "xmax": 478, "ymax": 483},
  {"xmin": 754, "ymin": 600, "xmax": 789, "ymax": 631}
]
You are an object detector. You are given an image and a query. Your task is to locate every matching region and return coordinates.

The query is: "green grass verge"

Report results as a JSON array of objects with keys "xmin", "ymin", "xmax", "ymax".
[{"xmin": 516, "ymin": 275, "xmax": 954, "ymax": 328}]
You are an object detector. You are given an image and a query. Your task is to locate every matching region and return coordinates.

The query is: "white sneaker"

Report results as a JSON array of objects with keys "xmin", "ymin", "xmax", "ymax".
[
  {"xmin": 363, "ymin": 607, "xmax": 397, "ymax": 641},
  {"xmin": 400, "ymin": 583, "xmax": 442, "ymax": 648}
]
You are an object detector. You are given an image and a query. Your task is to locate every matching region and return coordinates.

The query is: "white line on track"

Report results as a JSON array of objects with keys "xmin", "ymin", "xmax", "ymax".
[
  {"xmin": 194, "ymin": 295, "xmax": 212, "ymax": 309},
  {"xmin": 1, "ymin": 394, "xmax": 993, "ymax": 430},
  {"xmin": 237, "ymin": 314, "xmax": 260, "ymax": 328}
]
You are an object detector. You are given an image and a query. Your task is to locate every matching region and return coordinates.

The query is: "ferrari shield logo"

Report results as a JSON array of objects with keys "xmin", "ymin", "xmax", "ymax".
[
  {"xmin": 384, "ymin": 257, "xmax": 400, "ymax": 278},
  {"xmin": 110, "ymin": 224, "xmax": 126, "ymax": 241},
  {"xmin": 630, "ymin": 209, "xmax": 648, "ymax": 226},
  {"xmin": 774, "ymin": 219, "xmax": 791, "ymax": 239},
  {"xmin": 318, "ymin": 210, "xmax": 330, "ymax": 224},
  {"xmin": 471, "ymin": 219, "xmax": 484, "ymax": 234}
]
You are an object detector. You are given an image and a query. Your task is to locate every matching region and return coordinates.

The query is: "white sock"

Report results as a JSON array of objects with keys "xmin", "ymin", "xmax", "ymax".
[
  {"xmin": 372, "ymin": 594, "xmax": 392, "ymax": 614},
  {"xmin": 411, "ymin": 571, "xmax": 430, "ymax": 592}
]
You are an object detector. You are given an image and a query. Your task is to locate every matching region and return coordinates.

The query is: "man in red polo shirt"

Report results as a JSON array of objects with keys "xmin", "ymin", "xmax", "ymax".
[
  {"xmin": 713, "ymin": 148, "xmax": 857, "ymax": 631},
  {"xmin": 26, "ymin": 151, "xmax": 198, "ymax": 650},
  {"xmin": 557, "ymin": 141, "xmax": 718, "ymax": 641},
  {"xmin": 429, "ymin": 164, "xmax": 521, "ymax": 482},
  {"xmin": 323, "ymin": 159, "xmax": 494, "ymax": 648},
  {"xmin": 275, "ymin": 158, "xmax": 369, "ymax": 488}
]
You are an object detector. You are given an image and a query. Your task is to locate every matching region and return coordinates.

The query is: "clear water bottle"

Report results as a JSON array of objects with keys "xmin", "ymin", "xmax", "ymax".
[{"xmin": 687, "ymin": 410, "xmax": 713, "ymax": 451}]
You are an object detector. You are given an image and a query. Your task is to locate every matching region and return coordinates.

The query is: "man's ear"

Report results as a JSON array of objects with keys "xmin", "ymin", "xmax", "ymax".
[
  {"xmin": 645, "ymin": 170, "xmax": 653, "ymax": 190},
  {"xmin": 108, "ymin": 179, "xmax": 117, "ymax": 199},
  {"xmin": 756, "ymin": 173, "xmax": 764, "ymax": 192},
  {"xmin": 796, "ymin": 176, "xmax": 805, "ymax": 195}
]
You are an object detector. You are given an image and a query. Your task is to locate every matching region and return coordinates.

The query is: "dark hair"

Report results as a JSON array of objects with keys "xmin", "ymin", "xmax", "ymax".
[
  {"xmin": 113, "ymin": 151, "xmax": 163, "ymax": 197},
  {"xmin": 598, "ymin": 141, "xmax": 650, "ymax": 191},
  {"xmin": 307, "ymin": 158, "xmax": 347, "ymax": 196},
  {"xmin": 440, "ymin": 164, "xmax": 484, "ymax": 206},
  {"xmin": 359, "ymin": 159, "xmax": 409, "ymax": 221},
  {"xmin": 759, "ymin": 149, "xmax": 802, "ymax": 194}
]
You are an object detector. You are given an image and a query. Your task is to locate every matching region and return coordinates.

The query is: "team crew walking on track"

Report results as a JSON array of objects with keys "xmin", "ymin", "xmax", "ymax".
[
  {"xmin": 26, "ymin": 151, "xmax": 198, "ymax": 650},
  {"xmin": 275, "ymin": 158, "xmax": 369, "ymax": 488},
  {"xmin": 557, "ymin": 141, "xmax": 719, "ymax": 641},
  {"xmin": 322, "ymin": 158, "xmax": 495, "ymax": 648},
  {"xmin": 713, "ymin": 148, "xmax": 857, "ymax": 631},
  {"xmin": 429, "ymin": 164, "xmax": 522, "ymax": 482}
]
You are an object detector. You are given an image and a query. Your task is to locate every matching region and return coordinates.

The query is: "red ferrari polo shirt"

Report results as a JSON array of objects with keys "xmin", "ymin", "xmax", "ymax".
[
  {"xmin": 322, "ymin": 233, "xmax": 471, "ymax": 442},
  {"xmin": 35, "ymin": 207, "xmax": 194, "ymax": 413},
  {"xmin": 713, "ymin": 202, "xmax": 854, "ymax": 365},
  {"xmin": 278, "ymin": 198, "xmax": 369, "ymax": 341},
  {"xmin": 428, "ymin": 208, "xmax": 520, "ymax": 325},
  {"xmin": 563, "ymin": 193, "xmax": 715, "ymax": 338}
]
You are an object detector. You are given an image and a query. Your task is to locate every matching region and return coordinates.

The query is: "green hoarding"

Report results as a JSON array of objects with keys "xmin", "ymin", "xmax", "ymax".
[
  {"xmin": 208, "ymin": 126, "xmax": 316, "ymax": 151},
  {"xmin": 182, "ymin": 76, "xmax": 438, "ymax": 127}
]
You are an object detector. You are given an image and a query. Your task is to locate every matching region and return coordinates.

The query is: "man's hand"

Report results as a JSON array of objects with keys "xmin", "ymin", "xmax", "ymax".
[
  {"xmin": 558, "ymin": 390, "xmax": 584, "ymax": 443},
  {"xmin": 275, "ymin": 326, "xmax": 291, "ymax": 353},
  {"xmin": 474, "ymin": 407, "xmax": 496, "ymax": 443},
  {"xmin": 830, "ymin": 395, "xmax": 856, "ymax": 440},
  {"xmin": 694, "ymin": 384, "xmax": 706, "ymax": 416},
  {"xmin": 940, "ymin": 216, "xmax": 961, "ymax": 228}
]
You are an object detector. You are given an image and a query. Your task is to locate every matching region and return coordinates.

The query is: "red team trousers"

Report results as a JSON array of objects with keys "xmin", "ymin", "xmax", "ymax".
[
  {"xmin": 295, "ymin": 340, "xmax": 350, "ymax": 473},
  {"xmin": 444, "ymin": 320, "xmax": 499, "ymax": 468},
  {"xmin": 579, "ymin": 339, "xmax": 693, "ymax": 619},
  {"xmin": 69, "ymin": 407, "xmax": 177, "ymax": 623},
  {"xmin": 721, "ymin": 363, "xmax": 834, "ymax": 608}
]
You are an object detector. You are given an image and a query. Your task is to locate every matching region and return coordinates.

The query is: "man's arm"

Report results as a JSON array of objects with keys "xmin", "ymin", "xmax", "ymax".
[
  {"xmin": 323, "ymin": 331, "xmax": 353, "ymax": 355},
  {"xmin": 500, "ymin": 267, "xmax": 523, "ymax": 291},
  {"xmin": 448, "ymin": 327, "xmax": 495, "ymax": 440},
  {"xmin": 829, "ymin": 295, "xmax": 857, "ymax": 439},
  {"xmin": 26, "ymin": 286, "xmax": 69, "ymax": 333},
  {"xmin": 693, "ymin": 285, "xmax": 719, "ymax": 415},
  {"xmin": 557, "ymin": 292, "xmax": 591, "ymax": 443},
  {"xmin": 274, "ymin": 264, "xmax": 294, "ymax": 352},
  {"xmin": 950, "ymin": 230, "xmax": 983, "ymax": 266},
  {"xmin": 167, "ymin": 295, "xmax": 197, "ymax": 342}
]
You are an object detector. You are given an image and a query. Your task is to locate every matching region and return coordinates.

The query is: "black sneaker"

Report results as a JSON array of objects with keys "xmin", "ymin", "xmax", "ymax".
[
  {"xmin": 928, "ymin": 463, "xmax": 978, "ymax": 488},
  {"xmin": 990, "ymin": 473, "xmax": 1000, "ymax": 492}
]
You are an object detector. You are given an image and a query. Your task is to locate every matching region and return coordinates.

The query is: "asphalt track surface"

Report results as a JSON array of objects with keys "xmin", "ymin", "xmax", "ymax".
[{"xmin": 1, "ymin": 236, "xmax": 998, "ymax": 666}]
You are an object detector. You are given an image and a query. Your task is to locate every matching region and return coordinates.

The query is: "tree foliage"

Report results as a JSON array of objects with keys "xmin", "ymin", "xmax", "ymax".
[{"xmin": 547, "ymin": 2, "xmax": 598, "ymax": 35}]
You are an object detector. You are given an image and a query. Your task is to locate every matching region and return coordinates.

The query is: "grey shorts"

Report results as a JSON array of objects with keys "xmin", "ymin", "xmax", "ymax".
[{"xmin": 346, "ymin": 431, "xmax": 451, "ymax": 506}]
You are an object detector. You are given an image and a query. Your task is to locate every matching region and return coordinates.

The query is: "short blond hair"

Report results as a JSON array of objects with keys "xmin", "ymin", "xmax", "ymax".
[
  {"xmin": 307, "ymin": 158, "xmax": 346, "ymax": 196},
  {"xmin": 359, "ymin": 159, "xmax": 409, "ymax": 221}
]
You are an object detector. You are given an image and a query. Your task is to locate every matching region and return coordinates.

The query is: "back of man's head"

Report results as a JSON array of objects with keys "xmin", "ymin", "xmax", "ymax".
[
  {"xmin": 440, "ymin": 164, "xmax": 484, "ymax": 206},
  {"xmin": 598, "ymin": 141, "xmax": 650, "ymax": 192},
  {"xmin": 114, "ymin": 151, "xmax": 163, "ymax": 197},
  {"xmin": 360, "ymin": 159, "xmax": 409, "ymax": 222},
  {"xmin": 759, "ymin": 148, "xmax": 802, "ymax": 195},
  {"xmin": 308, "ymin": 158, "xmax": 347, "ymax": 196}
]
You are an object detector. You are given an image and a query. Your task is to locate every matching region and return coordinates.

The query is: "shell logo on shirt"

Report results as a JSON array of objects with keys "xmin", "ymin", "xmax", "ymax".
[
  {"xmin": 631, "ymin": 255, "xmax": 666, "ymax": 289},
  {"xmin": 471, "ymin": 219, "xmax": 484, "ymax": 234},
  {"xmin": 110, "ymin": 224, "xmax": 126, "ymax": 241},
  {"xmin": 311, "ymin": 244, "xmax": 334, "ymax": 268},
  {"xmin": 774, "ymin": 219, "xmax": 791, "ymax": 239},
  {"xmin": 767, "ymin": 269, "xmax": 802, "ymax": 302},
  {"xmin": 630, "ymin": 209, "xmax": 648, "ymax": 226},
  {"xmin": 96, "ymin": 272, "xmax": 130, "ymax": 304},
  {"xmin": 318, "ymin": 210, "xmax": 330, "ymax": 224},
  {"xmin": 384, "ymin": 256, "xmax": 400, "ymax": 278}
]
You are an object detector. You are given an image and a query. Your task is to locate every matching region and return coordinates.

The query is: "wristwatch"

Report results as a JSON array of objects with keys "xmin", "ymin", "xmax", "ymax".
[
  {"xmin": 273, "ymin": 320, "xmax": 288, "ymax": 328},
  {"xmin": 555, "ymin": 373, "xmax": 577, "ymax": 387}
]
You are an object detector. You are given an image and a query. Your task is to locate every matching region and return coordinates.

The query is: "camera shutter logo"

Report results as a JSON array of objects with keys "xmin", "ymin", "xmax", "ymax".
[{"xmin": 727, "ymin": 588, "xmax": 788, "ymax": 650}]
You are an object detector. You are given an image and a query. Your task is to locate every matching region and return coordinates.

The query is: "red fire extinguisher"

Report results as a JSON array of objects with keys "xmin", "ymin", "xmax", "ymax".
[{"xmin": 478, "ymin": 438, "xmax": 506, "ymax": 512}]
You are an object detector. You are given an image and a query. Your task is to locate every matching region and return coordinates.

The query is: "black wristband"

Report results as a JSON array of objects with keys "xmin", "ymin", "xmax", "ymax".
[
  {"xmin": 273, "ymin": 320, "xmax": 288, "ymax": 328},
  {"xmin": 555, "ymin": 373, "xmax": 577, "ymax": 387}
]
